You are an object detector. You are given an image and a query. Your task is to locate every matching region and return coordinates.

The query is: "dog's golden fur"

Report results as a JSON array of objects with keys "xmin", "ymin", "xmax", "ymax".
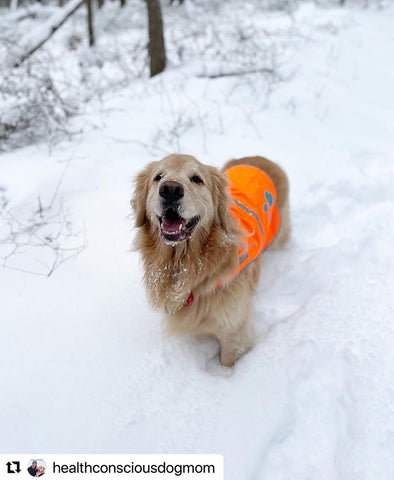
[{"xmin": 132, "ymin": 154, "xmax": 290, "ymax": 366}]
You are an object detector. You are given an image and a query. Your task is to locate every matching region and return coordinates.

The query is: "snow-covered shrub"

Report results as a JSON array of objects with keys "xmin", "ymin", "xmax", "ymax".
[
  {"xmin": 0, "ymin": 1, "xmax": 150, "ymax": 150},
  {"xmin": 0, "ymin": 60, "xmax": 78, "ymax": 151},
  {"xmin": 0, "ymin": 195, "xmax": 86, "ymax": 276},
  {"xmin": 165, "ymin": 0, "xmax": 288, "ymax": 81}
]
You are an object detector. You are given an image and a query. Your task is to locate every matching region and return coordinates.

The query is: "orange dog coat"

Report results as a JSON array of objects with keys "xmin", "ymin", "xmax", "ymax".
[
  {"xmin": 221, "ymin": 164, "xmax": 280, "ymax": 284},
  {"xmin": 183, "ymin": 164, "xmax": 280, "ymax": 307}
]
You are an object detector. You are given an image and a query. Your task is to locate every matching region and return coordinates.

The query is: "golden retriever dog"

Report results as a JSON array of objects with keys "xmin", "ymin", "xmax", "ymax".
[
  {"xmin": 132, "ymin": 154, "xmax": 290, "ymax": 366},
  {"xmin": 37, "ymin": 466, "xmax": 45, "ymax": 477}
]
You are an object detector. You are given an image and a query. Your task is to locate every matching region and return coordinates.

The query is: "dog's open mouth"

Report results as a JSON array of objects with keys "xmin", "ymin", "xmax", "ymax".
[{"xmin": 159, "ymin": 209, "xmax": 199, "ymax": 242}]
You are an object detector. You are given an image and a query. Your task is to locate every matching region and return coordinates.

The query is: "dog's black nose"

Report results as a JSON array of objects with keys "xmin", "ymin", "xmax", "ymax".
[{"xmin": 159, "ymin": 181, "xmax": 184, "ymax": 201}]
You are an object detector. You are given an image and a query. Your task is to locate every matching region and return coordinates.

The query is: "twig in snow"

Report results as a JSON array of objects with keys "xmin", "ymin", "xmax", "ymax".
[{"xmin": 197, "ymin": 67, "xmax": 276, "ymax": 79}]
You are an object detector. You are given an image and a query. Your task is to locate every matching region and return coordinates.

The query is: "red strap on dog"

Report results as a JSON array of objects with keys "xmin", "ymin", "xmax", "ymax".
[{"xmin": 183, "ymin": 292, "xmax": 194, "ymax": 307}]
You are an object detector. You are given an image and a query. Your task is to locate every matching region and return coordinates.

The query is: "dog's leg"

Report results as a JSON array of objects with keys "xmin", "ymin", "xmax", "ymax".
[{"xmin": 217, "ymin": 320, "xmax": 255, "ymax": 367}]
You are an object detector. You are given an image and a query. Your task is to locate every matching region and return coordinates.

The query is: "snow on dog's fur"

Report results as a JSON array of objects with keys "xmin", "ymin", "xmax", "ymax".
[{"xmin": 132, "ymin": 154, "xmax": 290, "ymax": 366}]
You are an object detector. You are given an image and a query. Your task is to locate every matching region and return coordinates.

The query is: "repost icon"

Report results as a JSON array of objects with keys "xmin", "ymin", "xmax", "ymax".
[{"xmin": 6, "ymin": 460, "xmax": 21, "ymax": 474}]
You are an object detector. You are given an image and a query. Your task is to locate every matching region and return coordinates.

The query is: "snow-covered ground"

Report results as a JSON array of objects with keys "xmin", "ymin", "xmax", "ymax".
[{"xmin": 1, "ymin": 2, "xmax": 394, "ymax": 478}]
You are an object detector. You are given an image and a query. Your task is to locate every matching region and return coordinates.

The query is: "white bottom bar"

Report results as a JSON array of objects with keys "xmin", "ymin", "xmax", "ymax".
[{"xmin": 0, "ymin": 454, "xmax": 223, "ymax": 479}]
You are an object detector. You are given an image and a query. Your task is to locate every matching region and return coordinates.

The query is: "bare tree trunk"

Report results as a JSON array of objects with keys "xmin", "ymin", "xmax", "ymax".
[
  {"xmin": 146, "ymin": 0, "xmax": 166, "ymax": 77},
  {"xmin": 86, "ymin": 0, "xmax": 95, "ymax": 46},
  {"xmin": 120, "ymin": 0, "xmax": 125, "ymax": 7}
]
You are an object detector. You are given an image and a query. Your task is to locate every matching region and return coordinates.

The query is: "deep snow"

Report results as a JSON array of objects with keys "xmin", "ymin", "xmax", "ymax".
[{"xmin": 1, "ymin": 2, "xmax": 394, "ymax": 479}]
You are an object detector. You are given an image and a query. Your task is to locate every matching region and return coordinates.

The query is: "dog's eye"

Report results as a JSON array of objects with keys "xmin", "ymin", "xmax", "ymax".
[
  {"xmin": 190, "ymin": 175, "xmax": 203, "ymax": 185},
  {"xmin": 154, "ymin": 174, "xmax": 163, "ymax": 182}
]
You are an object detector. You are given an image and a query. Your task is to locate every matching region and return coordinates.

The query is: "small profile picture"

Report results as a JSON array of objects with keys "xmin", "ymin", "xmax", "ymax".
[{"xmin": 27, "ymin": 459, "xmax": 46, "ymax": 477}]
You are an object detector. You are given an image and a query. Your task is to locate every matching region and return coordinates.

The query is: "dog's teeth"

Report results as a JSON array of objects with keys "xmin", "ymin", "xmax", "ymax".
[{"xmin": 179, "ymin": 224, "xmax": 183, "ymax": 230}]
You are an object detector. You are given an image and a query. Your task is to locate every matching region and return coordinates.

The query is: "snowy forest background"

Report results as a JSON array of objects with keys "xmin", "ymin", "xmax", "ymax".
[
  {"xmin": 1, "ymin": 0, "xmax": 394, "ymax": 479},
  {"xmin": 0, "ymin": 0, "xmax": 384, "ymax": 152}
]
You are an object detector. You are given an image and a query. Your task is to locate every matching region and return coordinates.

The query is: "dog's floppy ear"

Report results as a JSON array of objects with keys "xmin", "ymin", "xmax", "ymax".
[
  {"xmin": 208, "ymin": 166, "xmax": 235, "ymax": 234},
  {"xmin": 131, "ymin": 162, "xmax": 156, "ymax": 228}
]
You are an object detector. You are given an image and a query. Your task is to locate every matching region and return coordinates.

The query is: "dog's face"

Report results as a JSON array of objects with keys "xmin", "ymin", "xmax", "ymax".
[{"xmin": 133, "ymin": 154, "xmax": 232, "ymax": 244}]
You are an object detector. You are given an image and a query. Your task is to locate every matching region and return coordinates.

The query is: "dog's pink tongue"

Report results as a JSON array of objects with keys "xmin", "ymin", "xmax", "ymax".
[{"xmin": 163, "ymin": 218, "xmax": 186, "ymax": 233}]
